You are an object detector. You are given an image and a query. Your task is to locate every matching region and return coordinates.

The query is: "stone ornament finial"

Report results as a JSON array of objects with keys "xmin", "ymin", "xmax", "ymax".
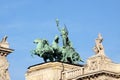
[
  {"xmin": 93, "ymin": 33, "xmax": 105, "ymax": 55},
  {"xmin": 98, "ymin": 33, "xmax": 103, "ymax": 42},
  {"xmin": 1, "ymin": 35, "xmax": 8, "ymax": 43},
  {"xmin": 0, "ymin": 35, "xmax": 9, "ymax": 48}
]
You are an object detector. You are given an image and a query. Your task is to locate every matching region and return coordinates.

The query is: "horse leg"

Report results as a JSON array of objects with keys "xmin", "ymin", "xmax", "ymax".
[
  {"xmin": 43, "ymin": 57, "xmax": 47, "ymax": 63},
  {"xmin": 49, "ymin": 57, "xmax": 53, "ymax": 62}
]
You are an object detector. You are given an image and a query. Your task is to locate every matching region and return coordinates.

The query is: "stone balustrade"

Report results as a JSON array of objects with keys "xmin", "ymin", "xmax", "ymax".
[{"xmin": 62, "ymin": 68, "xmax": 83, "ymax": 79}]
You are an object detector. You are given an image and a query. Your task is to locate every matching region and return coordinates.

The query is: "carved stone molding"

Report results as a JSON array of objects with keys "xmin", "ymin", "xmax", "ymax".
[{"xmin": 0, "ymin": 36, "xmax": 14, "ymax": 80}]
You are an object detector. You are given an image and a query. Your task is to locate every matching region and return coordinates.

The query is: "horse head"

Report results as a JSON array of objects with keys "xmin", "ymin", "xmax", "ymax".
[{"xmin": 34, "ymin": 39, "xmax": 42, "ymax": 44}]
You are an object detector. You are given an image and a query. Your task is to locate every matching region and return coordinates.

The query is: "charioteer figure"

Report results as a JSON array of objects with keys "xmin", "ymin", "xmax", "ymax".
[{"xmin": 56, "ymin": 19, "xmax": 71, "ymax": 47}]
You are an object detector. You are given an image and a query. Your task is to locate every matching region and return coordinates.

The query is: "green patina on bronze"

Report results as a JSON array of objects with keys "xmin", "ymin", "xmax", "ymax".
[{"xmin": 31, "ymin": 19, "xmax": 83, "ymax": 64}]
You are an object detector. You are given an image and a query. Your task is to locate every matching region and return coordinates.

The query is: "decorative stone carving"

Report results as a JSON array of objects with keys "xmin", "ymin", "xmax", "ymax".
[
  {"xmin": 0, "ymin": 36, "xmax": 9, "ymax": 48},
  {"xmin": 93, "ymin": 33, "xmax": 105, "ymax": 55},
  {"xmin": 89, "ymin": 61, "xmax": 98, "ymax": 71},
  {"xmin": 0, "ymin": 55, "xmax": 10, "ymax": 80},
  {"xmin": 0, "ymin": 36, "xmax": 13, "ymax": 80}
]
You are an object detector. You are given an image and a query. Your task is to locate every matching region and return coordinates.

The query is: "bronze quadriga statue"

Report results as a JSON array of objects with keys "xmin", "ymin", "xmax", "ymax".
[{"xmin": 31, "ymin": 19, "xmax": 83, "ymax": 64}]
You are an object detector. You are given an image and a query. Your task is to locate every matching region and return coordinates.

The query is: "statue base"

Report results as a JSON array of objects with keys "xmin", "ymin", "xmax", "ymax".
[
  {"xmin": 25, "ymin": 54, "xmax": 120, "ymax": 80},
  {"xmin": 25, "ymin": 62, "xmax": 83, "ymax": 80}
]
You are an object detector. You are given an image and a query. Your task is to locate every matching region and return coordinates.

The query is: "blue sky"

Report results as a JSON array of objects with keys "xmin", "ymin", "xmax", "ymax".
[{"xmin": 0, "ymin": 0, "xmax": 120, "ymax": 80}]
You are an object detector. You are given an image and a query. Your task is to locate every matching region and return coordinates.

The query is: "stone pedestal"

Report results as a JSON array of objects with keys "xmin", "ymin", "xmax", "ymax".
[{"xmin": 25, "ymin": 62, "xmax": 83, "ymax": 80}]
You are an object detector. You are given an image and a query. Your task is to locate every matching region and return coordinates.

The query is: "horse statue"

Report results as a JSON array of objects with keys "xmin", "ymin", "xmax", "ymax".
[
  {"xmin": 31, "ymin": 20, "xmax": 83, "ymax": 64},
  {"xmin": 32, "ymin": 38, "xmax": 54, "ymax": 62},
  {"xmin": 51, "ymin": 35, "xmax": 62, "ymax": 61}
]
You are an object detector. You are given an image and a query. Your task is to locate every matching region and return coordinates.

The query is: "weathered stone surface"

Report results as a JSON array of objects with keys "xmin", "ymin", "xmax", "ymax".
[
  {"xmin": 25, "ymin": 62, "xmax": 83, "ymax": 80},
  {"xmin": 26, "ymin": 54, "xmax": 120, "ymax": 80},
  {"xmin": 0, "ymin": 36, "xmax": 9, "ymax": 48},
  {"xmin": 0, "ymin": 55, "xmax": 10, "ymax": 80},
  {"xmin": 0, "ymin": 36, "xmax": 13, "ymax": 80}
]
